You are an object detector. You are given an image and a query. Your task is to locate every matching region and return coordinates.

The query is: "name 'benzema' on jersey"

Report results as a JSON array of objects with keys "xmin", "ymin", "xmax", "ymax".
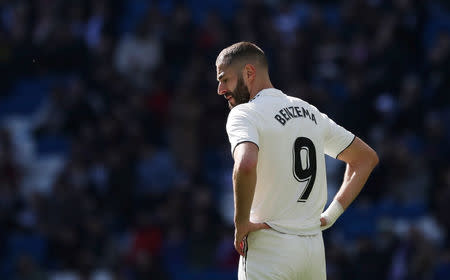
[
  {"xmin": 274, "ymin": 106, "xmax": 317, "ymax": 126},
  {"xmin": 226, "ymin": 88, "xmax": 355, "ymax": 236}
]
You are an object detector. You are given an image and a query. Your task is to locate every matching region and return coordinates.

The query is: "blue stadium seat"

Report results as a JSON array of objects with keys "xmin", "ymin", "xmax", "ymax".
[
  {"xmin": 119, "ymin": 0, "xmax": 151, "ymax": 34},
  {"xmin": 36, "ymin": 134, "xmax": 70, "ymax": 156},
  {"xmin": 6, "ymin": 233, "xmax": 48, "ymax": 264},
  {"xmin": 423, "ymin": 2, "xmax": 450, "ymax": 51},
  {"xmin": 2, "ymin": 233, "xmax": 48, "ymax": 277},
  {"xmin": 0, "ymin": 77, "xmax": 52, "ymax": 118}
]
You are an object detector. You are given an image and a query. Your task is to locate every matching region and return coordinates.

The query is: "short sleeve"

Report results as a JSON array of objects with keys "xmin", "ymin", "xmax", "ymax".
[
  {"xmin": 226, "ymin": 106, "xmax": 259, "ymax": 155},
  {"xmin": 322, "ymin": 113, "xmax": 355, "ymax": 158}
]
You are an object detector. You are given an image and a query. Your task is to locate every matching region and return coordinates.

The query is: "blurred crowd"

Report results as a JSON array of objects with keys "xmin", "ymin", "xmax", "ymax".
[{"xmin": 0, "ymin": 0, "xmax": 449, "ymax": 279}]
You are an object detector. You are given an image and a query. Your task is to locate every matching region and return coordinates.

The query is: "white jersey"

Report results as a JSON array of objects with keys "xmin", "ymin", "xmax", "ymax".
[{"xmin": 226, "ymin": 88, "xmax": 354, "ymax": 235}]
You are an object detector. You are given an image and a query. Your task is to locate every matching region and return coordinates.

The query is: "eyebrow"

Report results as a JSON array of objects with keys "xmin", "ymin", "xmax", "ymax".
[{"xmin": 217, "ymin": 72, "xmax": 225, "ymax": 81}]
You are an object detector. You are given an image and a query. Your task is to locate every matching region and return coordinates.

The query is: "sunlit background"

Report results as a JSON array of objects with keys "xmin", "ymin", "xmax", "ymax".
[{"xmin": 0, "ymin": 0, "xmax": 449, "ymax": 279}]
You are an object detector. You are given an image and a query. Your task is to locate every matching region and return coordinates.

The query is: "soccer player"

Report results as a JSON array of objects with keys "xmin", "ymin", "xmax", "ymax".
[{"xmin": 216, "ymin": 42, "xmax": 379, "ymax": 279}]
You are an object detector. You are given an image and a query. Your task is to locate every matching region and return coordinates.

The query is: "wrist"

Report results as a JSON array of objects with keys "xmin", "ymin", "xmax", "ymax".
[{"xmin": 322, "ymin": 200, "xmax": 344, "ymax": 225}]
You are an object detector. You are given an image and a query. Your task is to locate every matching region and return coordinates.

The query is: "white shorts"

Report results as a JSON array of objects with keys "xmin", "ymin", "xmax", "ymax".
[{"xmin": 238, "ymin": 228, "xmax": 326, "ymax": 280}]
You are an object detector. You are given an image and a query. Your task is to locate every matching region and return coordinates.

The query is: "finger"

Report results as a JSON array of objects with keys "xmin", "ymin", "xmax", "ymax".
[
  {"xmin": 235, "ymin": 240, "xmax": 244, "ymax": 256},
  {"xmin": 320, "ymin": 218, "xmax": 333, "ymax": 231},
  {"xmin": 261, "ymin": 223, "xmax": 271, "ymax": 229},
  {"xmin": 249, "ymin": 222, "xmax": 270, "ymax": 233},
  {"xmin": 258, "ymin": 223, "xmax": 271, "ymax": 230}
]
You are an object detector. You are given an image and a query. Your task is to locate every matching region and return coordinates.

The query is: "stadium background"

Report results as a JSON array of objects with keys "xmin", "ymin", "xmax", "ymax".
[{"xmin": 0, "ymin": 0, "xmax": 449, "ymax": 279}]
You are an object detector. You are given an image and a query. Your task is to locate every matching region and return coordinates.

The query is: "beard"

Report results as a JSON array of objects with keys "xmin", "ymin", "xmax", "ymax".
[{"xmin": 226, "ymin": 76, "xmax": 251, "ymax": 109}]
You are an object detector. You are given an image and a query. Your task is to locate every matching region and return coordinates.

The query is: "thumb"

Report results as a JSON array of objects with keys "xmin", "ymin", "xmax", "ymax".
[
  {"xmin": 320, "ymin": 215, "xmax": 333, "ymax": 231},
  {"xmin": 249, "ymin": 222, "xmax": 270, "ymax": 232},
  {"xmin": 257, "ymin": 222, "xmax": 271, "ymax": 230},
  {"xmin": 320, "ymin": 217, "xmax": 327, "ymax": 227}
]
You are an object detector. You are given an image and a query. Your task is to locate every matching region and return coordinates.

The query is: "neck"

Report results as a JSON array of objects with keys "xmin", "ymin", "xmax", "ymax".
[{"xmin": 249, "ymin": 80, "xmax": 274, "ymax": 99}]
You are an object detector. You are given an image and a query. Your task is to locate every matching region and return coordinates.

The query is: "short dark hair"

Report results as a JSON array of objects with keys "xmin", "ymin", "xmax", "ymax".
[{"xmin": 216, "ymin": 42, "xmax": 268, "ymax": 69}]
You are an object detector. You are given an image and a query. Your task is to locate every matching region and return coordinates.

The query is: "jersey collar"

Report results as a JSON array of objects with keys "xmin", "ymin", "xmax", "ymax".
[{"xmin": 249, "ymin": 88, "xmax": 283, "ymax": 102}]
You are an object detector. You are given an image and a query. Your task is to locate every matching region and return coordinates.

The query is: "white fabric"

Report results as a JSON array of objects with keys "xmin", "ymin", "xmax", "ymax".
[
  {"xmin": 226, "ymin": 88, "xmax": 354, "ymax": 235},
  {"xmin": 320, "ymin": 199, "xmax": 344, "ymax": 231},
  {"xmin": 238, "ymin": 229, "xmax": 326, "ymax": 280}
]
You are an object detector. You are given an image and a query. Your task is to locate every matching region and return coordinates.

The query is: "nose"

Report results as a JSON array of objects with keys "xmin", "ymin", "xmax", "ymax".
[{"xmin": 217, "ymin": 83, "xmax": 228, "ymax": 96}]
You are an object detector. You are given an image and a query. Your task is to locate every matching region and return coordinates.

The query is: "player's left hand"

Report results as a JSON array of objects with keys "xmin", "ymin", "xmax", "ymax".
[
  {"xmin": 234, "ymin": 221, "xmax": 270, "ymax": 256},
  {"xmin": 320, "ymin": 216, "xmax": 329, "ymax": 230}
]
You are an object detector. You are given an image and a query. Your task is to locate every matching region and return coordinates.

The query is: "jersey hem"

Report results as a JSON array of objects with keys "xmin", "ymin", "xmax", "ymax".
[{"xmin": 264, "ymin": 222, "xmax": 321, "ymax": 236}]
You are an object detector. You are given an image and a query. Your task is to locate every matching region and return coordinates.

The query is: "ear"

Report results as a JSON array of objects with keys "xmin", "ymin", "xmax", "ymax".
[{"xmin": 244, "ymin": 64, "xmax": 256, "ymax": 82}]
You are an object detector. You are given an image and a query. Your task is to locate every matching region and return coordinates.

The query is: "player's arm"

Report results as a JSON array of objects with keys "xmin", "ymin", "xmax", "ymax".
[
  {"xmin": 232, "ymin": 142, "xmax": 269, "ymax": 255},
  {"xmin": 321, "ymin": 137, "xmax": 379, "ymax": 230},
  {"xmin": 233, "ymin": 142, "xmax": 258, "ymax": 225},
  {"xmin": 335, "ymin": 137, "xmax": 378, "ymax": 208}
]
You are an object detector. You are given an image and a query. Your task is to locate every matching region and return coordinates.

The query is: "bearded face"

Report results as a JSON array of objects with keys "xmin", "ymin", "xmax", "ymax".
[{"xmin": 224, "ymin": 75, "xmax": 251, "ymax": 109}]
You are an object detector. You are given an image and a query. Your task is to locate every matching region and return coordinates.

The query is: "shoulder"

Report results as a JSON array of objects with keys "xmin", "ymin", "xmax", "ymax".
[
  {"xmin": 228, "ymin": 103, "xmax": 258, "ymax": 120},
  {"xmin": 226, "ymin": 104, "xmax": 260, "ymax": 132}
]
